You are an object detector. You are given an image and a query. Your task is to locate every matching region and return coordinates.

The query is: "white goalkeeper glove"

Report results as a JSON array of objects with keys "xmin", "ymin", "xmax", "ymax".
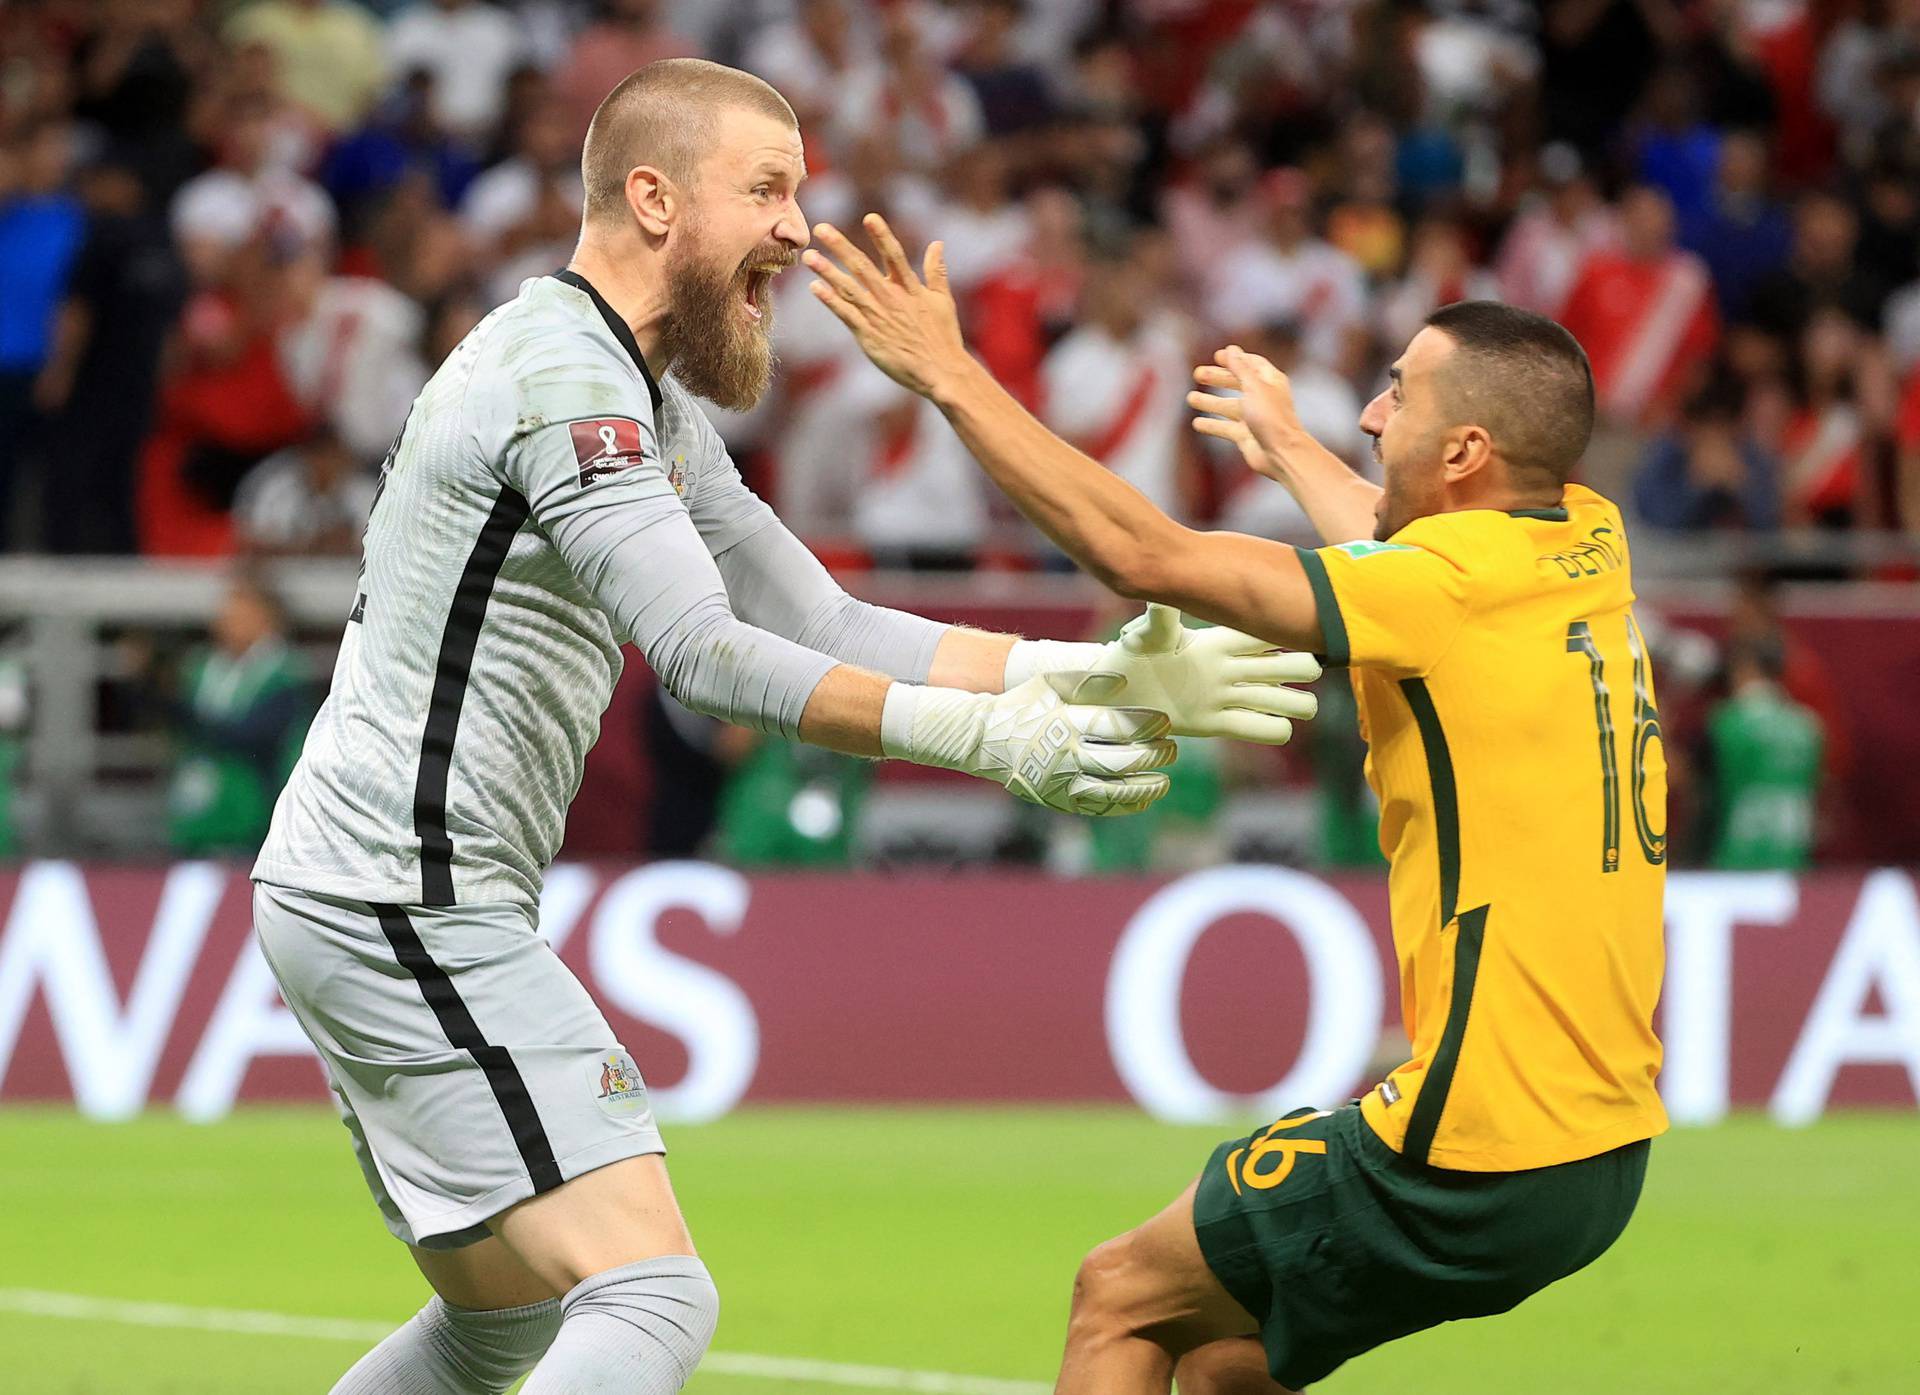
[
  {"xmin": 881, "ymin": 673, "xmax": 1175, "ymax": 816},
  {"xmin": 1005, "ymin": 605, "xmax": 1321, "ymax": 745}
]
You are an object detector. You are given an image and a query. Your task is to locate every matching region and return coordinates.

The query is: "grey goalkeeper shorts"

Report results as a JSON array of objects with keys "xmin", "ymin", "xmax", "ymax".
[{"xmin": 252, "ymin": 881, "xmax": 665, "ymax": 1249}]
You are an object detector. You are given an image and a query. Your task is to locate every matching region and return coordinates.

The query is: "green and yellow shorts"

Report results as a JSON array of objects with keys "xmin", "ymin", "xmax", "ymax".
[{"xmin": 1193, "ymin": 1103, "xmax": 1649, "ymax": 1389}]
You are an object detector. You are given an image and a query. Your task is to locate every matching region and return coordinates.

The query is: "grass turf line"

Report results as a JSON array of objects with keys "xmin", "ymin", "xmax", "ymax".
[{"xmin": 0, "ymin": 1106, "xmax": 1914, "ymax": 1394}]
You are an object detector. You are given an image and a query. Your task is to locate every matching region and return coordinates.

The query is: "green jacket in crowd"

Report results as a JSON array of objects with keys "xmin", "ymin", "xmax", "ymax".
[
  {"xmin": 1707, "ymin": 682, "xmax": 1824, "ymax": 871},
  {"xmin": 167, "ymin": 639, "xmax": 314, "ymax": 855}
]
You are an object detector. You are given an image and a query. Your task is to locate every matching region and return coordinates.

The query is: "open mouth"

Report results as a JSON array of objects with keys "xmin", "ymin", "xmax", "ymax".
[{"xmin": 742, "ymin": 265, "xmax": 782, "ymax": 322}]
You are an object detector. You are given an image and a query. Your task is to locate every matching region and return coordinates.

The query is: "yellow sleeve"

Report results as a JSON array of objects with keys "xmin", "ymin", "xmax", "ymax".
[{"xmin": 1294, "ymin": 535, "xmax": 1471, "ymax": 676}]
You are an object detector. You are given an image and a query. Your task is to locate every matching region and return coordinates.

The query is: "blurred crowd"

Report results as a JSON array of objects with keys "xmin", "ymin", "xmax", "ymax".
[
  {"xmin": 4, "ymin": 0, "xmax": 1920, "ymax": 563},
  {"xmin": 5, "ymin": 0, "xmax": 1906, "ymax": 867}
]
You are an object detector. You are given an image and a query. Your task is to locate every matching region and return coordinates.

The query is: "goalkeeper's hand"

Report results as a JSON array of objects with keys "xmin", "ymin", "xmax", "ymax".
[
  {"xmin": 882, "ymin": 672, "xmax": 1176, "ymax": 816},
  {"xmin": 1091, "ymin": 604, "xmax": 1320, "ymax": 745}
]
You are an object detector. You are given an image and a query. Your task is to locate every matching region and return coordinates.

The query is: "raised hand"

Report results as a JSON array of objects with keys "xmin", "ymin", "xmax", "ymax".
[
  {"xmin": 803, "ymin": 214, "xmax": 970, "ymax": 400},
  {"xmin": 1187, "ymin": 346, "xmax": 1306, "ymax": 482}
]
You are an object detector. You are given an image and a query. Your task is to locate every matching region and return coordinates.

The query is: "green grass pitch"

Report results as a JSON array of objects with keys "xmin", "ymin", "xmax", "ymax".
[{"xmin": 2, "ymin": 1107, "xmax": 1913, "ymax": 1393}]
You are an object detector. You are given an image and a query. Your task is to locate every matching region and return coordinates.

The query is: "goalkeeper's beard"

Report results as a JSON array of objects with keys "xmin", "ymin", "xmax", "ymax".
[{"xmin": 659, "ymin": 214, "xmax": 788, "ymax": 412}]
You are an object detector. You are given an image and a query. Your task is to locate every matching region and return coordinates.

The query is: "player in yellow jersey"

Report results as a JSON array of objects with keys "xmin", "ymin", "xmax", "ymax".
[{"xmin": 802, "ymin": 215, "xmax": 1666, "ymax": 1392}]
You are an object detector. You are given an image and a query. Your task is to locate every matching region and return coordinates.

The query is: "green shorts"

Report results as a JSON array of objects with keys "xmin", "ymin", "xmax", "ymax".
[{"xmin": 1193, "ymin": 1103, "xmax": 1649, "ymax": 1389}]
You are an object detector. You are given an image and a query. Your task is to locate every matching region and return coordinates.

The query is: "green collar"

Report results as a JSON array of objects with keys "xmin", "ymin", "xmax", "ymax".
[{"xmin": 1507, "ymin": 506, "xmax": 1570, "ymax": 521}]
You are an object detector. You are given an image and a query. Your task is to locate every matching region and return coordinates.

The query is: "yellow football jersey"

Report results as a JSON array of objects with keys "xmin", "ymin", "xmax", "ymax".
[{"xmin": 1296, "ymin": 484, "xmax": 1669, "ymax": 1171}]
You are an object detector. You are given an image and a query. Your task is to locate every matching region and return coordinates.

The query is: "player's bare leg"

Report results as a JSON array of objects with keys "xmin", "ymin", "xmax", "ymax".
[
  {"xmin": 492, "ymin": 1154, "xmax": 717, "ymax": 1393},
  {"xmin": 1173, "ymin": 1338, "xmax": 1300, "ymax": 1395},
  {"xmin": 1056, "ymin": 1181, "xmax": 1275, "ymax": 1395},
  {"xmin": 411, "ymin": 1234, "xmax": 558, "ymax": 1310}
]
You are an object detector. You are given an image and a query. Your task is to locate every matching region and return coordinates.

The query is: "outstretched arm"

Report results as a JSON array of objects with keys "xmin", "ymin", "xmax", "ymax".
[
  {"xmin": 802, "ymin": 216, "xmax": 1326, "ymax": 653},
  {"xmin": 707, "ymin": 465, "xmax": 1316, "ymax": 737},
  {"xmin": 708, "ymin": 505, "xmax": 1049, "ymax": 692}
]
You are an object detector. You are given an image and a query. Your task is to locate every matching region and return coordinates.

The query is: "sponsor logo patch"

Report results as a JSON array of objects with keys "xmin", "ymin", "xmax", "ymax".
[
  {"xmin": 590, "ymin": 1050, "xmax": 650, "ymax": 1118},
  {"xmin": 570, "ymin": 418, "xmax": 657, "ymax": 487}
]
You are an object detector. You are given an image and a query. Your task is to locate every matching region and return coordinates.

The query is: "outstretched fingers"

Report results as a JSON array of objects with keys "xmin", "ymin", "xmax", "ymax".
[
  {"xmin": 1187, "ymin": 389, "xmax": 1243, "ymax": 420},
  {"xmin": 863, "ymin": 213, "xmax": 919, "ymax": 286},
  {"xmin": 803, "ymin": 245, "xmax": 867, "ymax": 308},
  {"xmin": 1209, "ymin": 709, "xmax": 1296, "ymax": 746},
  {"xmin": 809, "ymin": 221, "xmax": 887, "ymax": 293},
  {"xmin": 1191, "ymin": 415, "xmax": 1249, "ymax": 442}
]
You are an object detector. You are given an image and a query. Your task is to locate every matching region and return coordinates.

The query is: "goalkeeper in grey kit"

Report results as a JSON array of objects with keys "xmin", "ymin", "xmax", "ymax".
[{"xmin": 249, "ymin": 57, "xmax": 1319, "ymax": 1395}]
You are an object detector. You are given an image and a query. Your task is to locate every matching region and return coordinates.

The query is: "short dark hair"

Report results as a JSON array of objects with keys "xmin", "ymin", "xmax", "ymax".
[
  {"xmin": 582, "ymin": 59, "xmax": 797, "ymax": 223},
  {"xmin": 1422, "ymin": 300, "xmax": 1596, "ymax": 485}
]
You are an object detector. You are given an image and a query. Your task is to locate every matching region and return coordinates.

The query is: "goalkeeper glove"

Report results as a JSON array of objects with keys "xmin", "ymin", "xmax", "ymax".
[
  {"xmin": 1005, "ymin": 606, "xmax": 1320, "ymax": 745},
  {"xmin": 881, "ymin": 673, "xmax": 1175, "ymax": 816}
]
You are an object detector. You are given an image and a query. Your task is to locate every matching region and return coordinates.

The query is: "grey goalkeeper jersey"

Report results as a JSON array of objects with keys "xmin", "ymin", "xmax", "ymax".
[{"xmin": 255, "ymin": 271, "xmax": 946, "ymax": 909}]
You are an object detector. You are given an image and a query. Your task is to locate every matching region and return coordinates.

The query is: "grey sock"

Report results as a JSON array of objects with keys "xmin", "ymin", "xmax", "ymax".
[
  {"xmin": 330, "ymin": 1295, "xmax": 562, "ymax": 1394},
  {"xmin": 519, "ymin": 1255, "xmax": 719, "ymax": 1394}
]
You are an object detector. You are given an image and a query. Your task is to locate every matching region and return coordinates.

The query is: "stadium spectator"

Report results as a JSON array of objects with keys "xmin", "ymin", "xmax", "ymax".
[
  {"xmin": 69, "ymin": 0, "xmax": 210, "ymax": 203},
  {"xmin": 741, "ymin": 0, "xmax": 871, "ymax": 133},
  {"xmin": 850, "ymin": 394, "xmax": 989, "ymax": 570},
  {"xmin": 319, "ymin": 69, "xmax": 483, "ymax": 238},
  {"xmin": 233, "ymin": 426, "xmax": 377, "ymax": 556},
  {"xmin": 1495, "ymin": 143, "xmax": 1619, "ymax": 318},
  {"xmin": 951, "ymin": 0, "xmax": 1057, "ymax": 139},
  {"xmin": 552, "ymin": 0, "xmax": 696, "ymax": 141},
  {"xmin": 0, "ymin": 117, "xmax": 83, "ymax": 551},
  {"xmin": 1705, "ymin": 637, "xmax": 1824, "ymax": 870},
  {"xmin": 1634, "ymin": 381, "xmax": 1783, "ymax": 532},
  {"xmin": 1747, "ymin": 191, "xmax": 1889, "ymax": 340},
  {"xmin": 1627, "ymin": 65, "xmax": 1723, "ymax": 227},
  {"xmin": 459, "ymin": 94, "xmax": 584, "ymax": 266},
  {"xmin": 1375, "ymin": 214, "xmax": 1501, "ymax": 353},
  {"xmin": 1040, "ymin": 238, "xmax": 1194, "ymax": 518},
  {"xmin": 223, "ymin": 0, "xmax": 388, "ymax": 134},
  {"xmin": 36, "ymin": 152, "xmax": 188, "ymax": 556},
  {"xmin": 832, "ymin": 3, "xmax": 984, "ymax": 171},
  {"xmin": 153, "ymin": 569, "xmax": 314, "ymax": 855},
  {"xmin": 1678, "ymin": 129, "xmax": 1791, "ymax": 320},
  {"xmin": 1161, "ymin": 137, "xmax": 1265, "ymax": 296},
  {"xmin": 715, "ymin": 730, "xmax": 870, "ymax": 869},
  {"xmin": 137, "ymin": 258, "xmax": 312, "ymax": 557},
  {"xmin": 273, "ymin": 241, "xmax": 428, "ymax": 463},
  {"xmin": 1777, "ymin": 307, "xmax": 1891, "ymax": 528},
  {"xmin": 1559, "ymin": 184, "xmax": 1718, "ymax": 428},
  {"xmin": 1204, "ymin": 167, "xmax": 1367, "ymax": 375},
  {"xmin": 168, "ymin": 93, "xmax": 334, "ymax": 286},
  {"xmin": 384, "ymin": 0, "xmax": 527, "ymax": 142}
]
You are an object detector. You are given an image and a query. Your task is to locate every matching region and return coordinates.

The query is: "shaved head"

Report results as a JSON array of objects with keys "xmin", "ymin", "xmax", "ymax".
[{"xmin": 582, "ymin": 58, "xmax": 798, "ymax": 224}]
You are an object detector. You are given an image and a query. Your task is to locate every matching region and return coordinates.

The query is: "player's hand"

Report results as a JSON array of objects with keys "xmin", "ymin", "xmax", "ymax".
[
  {"xmin": 1188, "ymin": 346, "xmax": 1305, "ymax": 482},
  {"xmin": 803, "ymin": 214, "xmax": 969, "ymax": 400},
  {"xmin": 892, "ymin": 674, "xmax": 1176, "ymax": 817},
  {"xmin": 1092, "ymin": 604, "xmax": 1320, "ymax": 745}
]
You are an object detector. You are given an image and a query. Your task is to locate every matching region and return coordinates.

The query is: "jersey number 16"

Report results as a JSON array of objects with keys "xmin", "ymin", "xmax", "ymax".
[{"xmin": 1566, "ymin": 614, "xmax": 1667, "ymax": 871}]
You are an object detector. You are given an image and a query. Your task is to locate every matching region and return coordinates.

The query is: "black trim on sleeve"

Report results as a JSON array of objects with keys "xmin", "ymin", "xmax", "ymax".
[
  {"xmin": 372, "ymin": 903, "xmax": 565, "ymax": 1197},
  {"xmin": 414, "ymin": 487, "xmax": 530, "ymax": 906},
  {"xmin": 1292, "ymin": 547, "xmax": 1350, "ymax": 667},
  {"xmin": 551, "ymin": 269, "xmax": 664, "ymax": 415}
]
